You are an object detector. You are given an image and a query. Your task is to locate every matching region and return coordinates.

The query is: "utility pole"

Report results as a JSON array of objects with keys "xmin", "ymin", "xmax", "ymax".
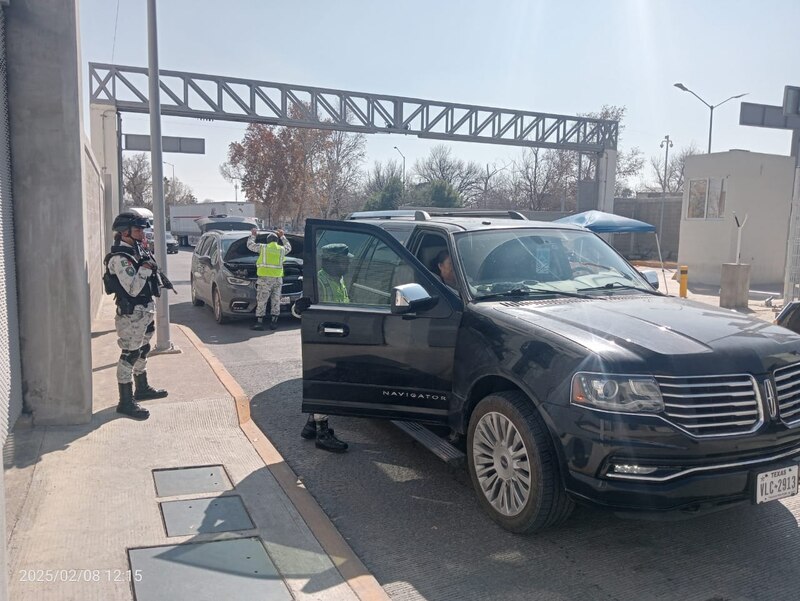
[
  {"xmin": 234, "ymin": 182, "xmax": 238, "ymax": 201},
  {"xmin": 394, "ymin": 146, "xmax": 406, "ymax": 197},
  {"xmin": 659, "ymin": 134, "xmax": 673, "ymax": 236},
  {"xmin": 147, "ymin": 0, "xmax": 173, "ymax": 352}
]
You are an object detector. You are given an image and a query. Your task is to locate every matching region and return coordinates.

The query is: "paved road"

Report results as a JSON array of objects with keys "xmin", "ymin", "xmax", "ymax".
[{"xmin": 165, "ymin": 248, "xmax": 800, "ymax": 601}]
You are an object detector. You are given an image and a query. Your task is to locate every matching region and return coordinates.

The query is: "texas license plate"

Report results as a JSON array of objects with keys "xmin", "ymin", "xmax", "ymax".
[
  {"xmin": 279, "ymin": 296, "xmax": 291, "ymax": 305},
  {"xmin": 755, "ymin": 465, "xmax": 799, "ymax": 504}
]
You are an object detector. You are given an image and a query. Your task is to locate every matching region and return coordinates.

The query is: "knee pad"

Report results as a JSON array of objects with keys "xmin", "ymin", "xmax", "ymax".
[
  {"xmin": 120, "ymin": 349, "xmax": 141, "ymax": 366},
  {"xmin": 139, "ymin": 343, "xmax": 151, "ymax": 360}
]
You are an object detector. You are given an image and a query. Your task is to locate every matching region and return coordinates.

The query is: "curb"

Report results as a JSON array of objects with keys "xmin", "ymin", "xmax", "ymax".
[{"xmin": 177, "ymin": 324, "xmax": 391, "ymax": 601}]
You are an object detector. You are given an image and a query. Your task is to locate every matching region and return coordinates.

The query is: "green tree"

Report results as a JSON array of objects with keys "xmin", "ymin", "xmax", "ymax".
[
  {"xmin": 427, "ymin": 180, "xmax": 461, "ymax": 207},
  {"xmin": 364, "ymin": 176, "xmax": 403, "ymax": 211}
]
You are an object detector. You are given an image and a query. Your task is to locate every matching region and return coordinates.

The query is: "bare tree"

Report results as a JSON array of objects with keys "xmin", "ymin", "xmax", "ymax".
[
  {"xmin": 363, "ymin": 160, "xmax": 403, "ymax": 199},
  {"xmin": 509, "ymin": 148, "xmax": 575, "ymax": 211},
  {"xmin": 472, "ymin": 162, "xmax": 510, "ymax": 209},
  {"xmin": 413, "ymin": 145, "xmax": 483, "ymax": 203},
  {"xmin": 318, "ymin": 130, "xmax": 366, "ymax": 218},
  {"xmin": 122, "ymin": 153, "xmax": 153, "ymax": 207},
  {"xmin": 646, "ymin": 143, "xmax": 699, "ymax": 194},
  {"xmin": 579, "ymin": 105, "xmax": 644, "ymax": 194}
]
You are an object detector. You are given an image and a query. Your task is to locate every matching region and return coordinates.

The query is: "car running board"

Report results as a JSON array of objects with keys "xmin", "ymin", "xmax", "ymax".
[{"xmin": 391, "ymin": 420, "xmax": 466, "ymax": 467}]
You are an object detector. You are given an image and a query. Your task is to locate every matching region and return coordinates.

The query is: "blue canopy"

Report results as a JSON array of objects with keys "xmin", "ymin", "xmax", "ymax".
[{"xmin": 555, "ymin": 210, "xmax": 656, "ymax": 233}]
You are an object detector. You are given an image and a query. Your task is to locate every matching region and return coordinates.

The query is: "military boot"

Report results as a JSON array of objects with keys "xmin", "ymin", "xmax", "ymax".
[
  {"xmin": 116, "ymin": 383, "xmax": 150, "ymax": 420},
  {"xmin": 251, "ymin": 317, "xmax": 265, "ymax": 331},
  {"xmin": 269, "ymin": 316, "xmax": 279, "ymax": 330},
  {"xmin": 315, "ymin": 420, "xmax": 348, "ymax": 453},
  {"xmin": 134, "ymin": 372, "xmax": 168, "ymax": 400},
  {"xmin": 301, "ymin": 415, "xmax": 333, "ymax": 440}
]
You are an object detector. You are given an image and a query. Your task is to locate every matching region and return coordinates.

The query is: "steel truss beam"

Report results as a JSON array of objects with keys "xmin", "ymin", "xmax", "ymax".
[{"xmin": 89, "ymin": 63, "xmax": 618, "ymax": 153}]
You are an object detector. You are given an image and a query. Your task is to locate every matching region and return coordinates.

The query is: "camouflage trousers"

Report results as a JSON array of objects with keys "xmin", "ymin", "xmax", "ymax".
[
  {"xmin": 115, "ymin": 302, "xmax": 155, "ymax": 384},
  {"xmin": 255, "ymin": 276, "xmax": 283, "ymax": 318}
]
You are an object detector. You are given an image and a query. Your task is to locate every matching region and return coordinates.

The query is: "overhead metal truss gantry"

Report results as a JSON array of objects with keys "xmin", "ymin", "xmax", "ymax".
[{"xmin": 89, "ymin": 63, "xmax": 618, "ymax": 154}]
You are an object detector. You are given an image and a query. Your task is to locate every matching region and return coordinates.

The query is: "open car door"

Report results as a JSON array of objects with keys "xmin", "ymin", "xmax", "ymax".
[{"xmin": 300, "ymin": 219, "xmax": 462, "ymax": 424}]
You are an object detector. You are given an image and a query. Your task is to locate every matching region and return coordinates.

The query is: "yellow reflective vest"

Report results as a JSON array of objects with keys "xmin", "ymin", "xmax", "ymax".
[{"xmin": 257, "ymin": 242, "xmax": 285, "ymax": 277}]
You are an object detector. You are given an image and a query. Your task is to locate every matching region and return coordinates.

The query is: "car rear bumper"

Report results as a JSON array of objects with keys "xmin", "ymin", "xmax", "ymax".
[{"xmin": 224, "ymin": 290, "xmax": 302, "ymax": 316}]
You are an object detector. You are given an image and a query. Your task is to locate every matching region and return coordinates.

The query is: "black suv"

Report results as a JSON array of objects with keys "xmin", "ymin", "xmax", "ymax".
[
  {"xmin": 298, "ymin": 209, "xmax": 800, "ymax": 533},
  {"xmin": 191, "ymin": 230, "xmax": 303, "ymax": 323}
]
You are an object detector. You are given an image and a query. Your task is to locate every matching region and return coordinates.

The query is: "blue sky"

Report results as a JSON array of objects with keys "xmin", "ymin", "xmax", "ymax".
[{"xmin": 80, "ymin": 0, "xmax": 800, "ymax": 201}]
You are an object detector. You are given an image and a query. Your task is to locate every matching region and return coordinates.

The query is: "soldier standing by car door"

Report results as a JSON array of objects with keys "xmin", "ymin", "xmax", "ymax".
[
  {"xmin": 299, "ymin": 243, "xmax": 352, "ymax": 453},
  {"xmin": 247, "ymin": 228, "xmax": 291, "ymax": 331},
  {"xmin": 104, "ymin": 212, "xmax": 170, "ymax": 420}
]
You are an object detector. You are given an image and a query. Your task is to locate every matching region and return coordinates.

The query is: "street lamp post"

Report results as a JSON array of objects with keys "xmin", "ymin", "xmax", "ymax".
[
  {"xmin": 673, "ymin": 83, "xmax": 748, "ymax": 153},
  {"xmin": 147, "ymin": 0, "xmax": 173, "ymax": 352},
  {"xmin": 393, "ymin": 146, "xmax": 406, "ymax": 196}
]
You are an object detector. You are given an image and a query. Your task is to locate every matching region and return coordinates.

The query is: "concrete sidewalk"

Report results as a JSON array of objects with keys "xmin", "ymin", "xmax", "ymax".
[{"xmin": 4, "ymin": 297, "xmax": 389, "ymax": 601}]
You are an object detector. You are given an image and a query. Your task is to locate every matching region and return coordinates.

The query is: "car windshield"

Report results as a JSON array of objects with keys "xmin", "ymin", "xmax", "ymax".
[{"xmin": 454, "ymin": 228, "xmax": 654, "ymax": 298}]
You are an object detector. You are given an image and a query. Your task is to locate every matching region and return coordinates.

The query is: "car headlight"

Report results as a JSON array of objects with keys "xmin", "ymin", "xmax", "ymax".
[
  {"xmin": 226, "ymin": 276, "xmax": 250, "ymax": 286},
  {"xmin": 571, "ymin": 373, "xmax": 664, "ymax": 413}
]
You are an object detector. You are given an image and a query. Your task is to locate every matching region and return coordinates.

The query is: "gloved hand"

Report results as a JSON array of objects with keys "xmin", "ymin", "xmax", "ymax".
[{"xmin": 141, "ymin": 261, "xmax": 157, "ymax": 273}]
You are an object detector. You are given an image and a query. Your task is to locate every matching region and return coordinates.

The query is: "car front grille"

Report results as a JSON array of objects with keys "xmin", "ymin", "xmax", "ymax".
[
  {"xmin": 655, "ymin": 374, "xmax": 762, "ymax": 437},
  {"xmin": 773, "ymin": 362, "xmax": 800, "ymax": 426}
]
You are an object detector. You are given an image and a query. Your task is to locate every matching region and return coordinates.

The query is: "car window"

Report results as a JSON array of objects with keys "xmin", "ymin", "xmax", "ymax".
[
  {"xmin": 455, "ymin": 228, "xmax": 649, "ymax": 297},
  {"xmin": 209, "ymin": 240, "xmax": 219, "ymax": 264},
  {"xmin": 380, "ymin": 225, "xmax": 413, "ymax": 245},
  {"xmin": 315, "ymin": 228, "xmax": 416, "ymax": 306},
  {"xmin": 196, "ymin": 236, "xmax": 212, "ymax": 256}
]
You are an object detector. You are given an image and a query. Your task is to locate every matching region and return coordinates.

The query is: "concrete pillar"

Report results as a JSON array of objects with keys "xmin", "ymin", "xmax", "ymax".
[
  {"xmin": 597, "ymin": 149, "xmax": 617, "ymax": 214},
  {"xmin": 6, "ymin": 0, "xmax": 92, "ymax": 425},
  {"xmin": 720, "ymin": 263, "xmax": 751, "ymax": 310},
  {"xmin": 89, "ymin": 104, "xmax": 121, "ymax": 233}
]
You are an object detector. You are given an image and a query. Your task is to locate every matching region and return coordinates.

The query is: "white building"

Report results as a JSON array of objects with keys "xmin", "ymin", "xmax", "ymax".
[{"xmin": 678, "ymin": 150, "xmax": 796, "ymax": 288}]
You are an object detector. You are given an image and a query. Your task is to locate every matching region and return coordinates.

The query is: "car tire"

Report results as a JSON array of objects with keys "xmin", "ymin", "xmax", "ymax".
[
  {"xmin": 190, "ymin": 278, "xmax": 204, "ymax": 307},
  {"xmin": 291, "ymin": 303, "xmax": 302, "ymax": 319},
  {"xmin": 212, "ymin": 286, "xmax": 228, "ymax": 324},
  {"xmin": 467, "ymin": 390, "xmax": 574, "ymax": 534}
]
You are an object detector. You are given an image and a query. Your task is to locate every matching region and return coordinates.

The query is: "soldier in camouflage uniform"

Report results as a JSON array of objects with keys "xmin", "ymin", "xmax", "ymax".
[
  {"xmin": 299, "ymin": 243, "xmax": 352, "ymax": 453},
  {"xmin": 247, "ymin": 227, "xmax": 291, "ymax": 331},
  {"xmin": 104, "ymin": 212, "xmax": 169, "ymax": 420}
]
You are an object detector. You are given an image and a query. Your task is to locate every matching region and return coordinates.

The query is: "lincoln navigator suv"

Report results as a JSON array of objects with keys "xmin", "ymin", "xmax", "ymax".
[{"xmin": 297, "ymin": 209, "xmax": 800, "ymax": 533}]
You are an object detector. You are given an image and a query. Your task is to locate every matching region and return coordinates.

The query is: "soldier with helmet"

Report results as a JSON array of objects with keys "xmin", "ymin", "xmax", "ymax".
[{"xmin": 103, "ymin": 211, "xmax": 169, "ymax": 420}]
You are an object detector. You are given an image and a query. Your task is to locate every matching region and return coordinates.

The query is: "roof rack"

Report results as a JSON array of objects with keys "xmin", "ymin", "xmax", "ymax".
[
  {"xmin": 346, "ymin": 210, "xmax": 418, "ymax": 220},
  {"xmin": 348, "ymin": 209, "xmax": 528, "ymax": 221}
]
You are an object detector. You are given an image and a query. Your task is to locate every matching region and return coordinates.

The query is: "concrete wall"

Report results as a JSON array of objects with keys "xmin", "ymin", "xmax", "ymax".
[
  {"xmin": 83, "ymin": 138, "xmax": 106, "ymax": 318},
  {"xmin": 678, "ymin": 150, "xmax": 795, "ymax": 287},
  {"xmin": 6, "ymin": 0, "xmax": 92, "ymax": 425},
  {"xmin": 613, "ymin": 196, "xmax": 682, "ymax": 261}
]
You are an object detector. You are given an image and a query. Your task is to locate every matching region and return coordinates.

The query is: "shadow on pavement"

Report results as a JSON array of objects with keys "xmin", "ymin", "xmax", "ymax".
[
  {"xmin": 170, "ymin": 300, "xmax": 300, "ymax": 346},
  {"xmin": 246, "ymin": 377, "xmax": 800, "ymax": 601}
]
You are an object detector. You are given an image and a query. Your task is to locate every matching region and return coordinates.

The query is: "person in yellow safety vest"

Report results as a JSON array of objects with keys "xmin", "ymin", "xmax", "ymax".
[
  {"xmin": 298, "ymin": 242, "xmax": 353, "ymax": 453},
  {"xmin": 247, "ymin": 227, "xmax": 291, "ymax": 330}
]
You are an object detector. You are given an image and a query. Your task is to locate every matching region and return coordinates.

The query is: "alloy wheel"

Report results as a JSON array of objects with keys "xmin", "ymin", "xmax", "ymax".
[{"xmin": 472, "ymin": 411, "xmax": 532, "ymax": 517}]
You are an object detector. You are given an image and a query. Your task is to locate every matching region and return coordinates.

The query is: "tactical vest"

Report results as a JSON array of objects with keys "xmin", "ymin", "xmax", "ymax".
[
  {"xmin": 103, "ymin": 244, "xmax": 157, "ymax": 314},
  {"xmin": 257, "ymin": 242, "xmax": 285, "ymax": 277}
]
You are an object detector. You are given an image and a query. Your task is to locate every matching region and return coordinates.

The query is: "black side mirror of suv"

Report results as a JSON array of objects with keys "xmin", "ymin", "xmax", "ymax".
[{"xmin": 391, "ymin": 283, "xmax": 436, "ymax": 315}]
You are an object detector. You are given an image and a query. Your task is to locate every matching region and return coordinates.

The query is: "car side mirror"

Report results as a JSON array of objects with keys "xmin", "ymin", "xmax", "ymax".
[
  {"xmin": 640, "ymin": 269, "xmax": 659, "ymax": 290},
  {"xmin": 391, "ymin": 283, "xmax": 436, "ymax": 315}
]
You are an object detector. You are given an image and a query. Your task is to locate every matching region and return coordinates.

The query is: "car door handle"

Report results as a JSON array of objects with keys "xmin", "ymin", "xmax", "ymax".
[{"xmin": 319, "ymin": 323, "xmax": 349, "ymax": 337}]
